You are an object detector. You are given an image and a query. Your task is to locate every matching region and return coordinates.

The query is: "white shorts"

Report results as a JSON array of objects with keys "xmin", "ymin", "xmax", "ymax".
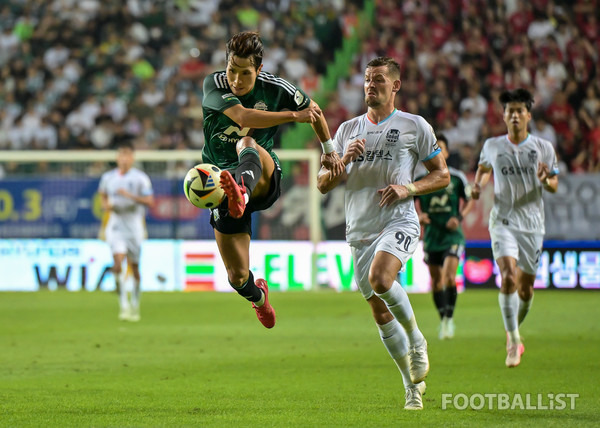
[
  {"xmin": 350, "ymin": 227, "xmax": 420, "ymax": 300},
  {"xmin": 489, "ymin": 224, "xmax": 543, "ymax": 275},
  {"xmin": 105, "ymin": 230, "xmax": 143, "ymax": 264}
]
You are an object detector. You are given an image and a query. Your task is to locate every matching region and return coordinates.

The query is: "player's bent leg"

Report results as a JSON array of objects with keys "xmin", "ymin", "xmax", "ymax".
[
  {"xmin": 220, "ymin": 170, "xmax": 247, "ymax": 219},
  {"xmin": 517, "ymin": 268, "xmax": 535, "ymax": 326},
  {"xmin": 369, "ymin": 252, "xmax": 429, "ymax": 383},
  {"xmin": 214, "ymin": 230, "xmax": 275, "ymax": 328}
]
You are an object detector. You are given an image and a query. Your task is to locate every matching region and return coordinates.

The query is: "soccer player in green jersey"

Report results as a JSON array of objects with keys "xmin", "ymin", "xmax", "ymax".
[
  {"xmin": 415, "ymin": 134, "xmax": 473, "ymax": 340},
  {"xmin": 201, "ymin": 31, "xmax": 344, "ymax": 328}
]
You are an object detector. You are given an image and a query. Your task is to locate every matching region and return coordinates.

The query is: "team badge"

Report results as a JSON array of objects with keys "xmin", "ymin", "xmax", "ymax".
[
  {"xmin": 528, "ymin": 150, "xmax": 538, "ymax": 163},
  {"xmin": 386, "ymin": 129, "xmax": 399, "ymax": 144},
  {"xmin": 254, "ymin": 101, "xmax": 268, "ymax": 111}
]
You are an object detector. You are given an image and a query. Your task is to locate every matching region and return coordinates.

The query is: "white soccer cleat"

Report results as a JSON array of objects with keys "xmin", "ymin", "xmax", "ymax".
[
  {"xmin": 408, "ymin": 339, "xmax": 429, "ymax": 383},
  {"xmin": 438, "ymin": 318, "xmax": 447, "ymax": 340},
  {"xmin": 446, "ymin": 318, "xmax": 455, "ymax": 339},
  {"xmin": 505, "ymin": 342, "xmax": 525, "ymax": 368},
  {"xmin": 404, "ymin": 382, "xmax": 426, "ymax": 410},
  {"xmin": 129, "ymin": 306, "xmax": 140, "ymax": 322},
  {"xmin": 119, "ymin": 307, "xmax": 131, "ymax": 321}
]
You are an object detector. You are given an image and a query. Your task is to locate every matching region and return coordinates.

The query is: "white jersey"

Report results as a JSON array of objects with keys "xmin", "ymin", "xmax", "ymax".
[
  {"xmin": 334, "ymin": 109, "xmax": 440, "ymax": 243},
  {"xmin": 479, "ymin": 133, "xmax": 559, "ymax": 234},
  {"xmin": 98, "ymin": 167, "xmax": 153, "ymax": 237}
]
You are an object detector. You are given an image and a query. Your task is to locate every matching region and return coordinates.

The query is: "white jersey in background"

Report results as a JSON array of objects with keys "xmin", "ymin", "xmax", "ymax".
[
  {"xmin": 98, "ymin": 167, "xmax": 153, "ymax": 238},
  {"xmin": 333, "ymin": 109, "xmax": 440, "ymax": 243},
  {"xmin": 479, "ymin": 134, "xmax": 559, "ymax": 234}
]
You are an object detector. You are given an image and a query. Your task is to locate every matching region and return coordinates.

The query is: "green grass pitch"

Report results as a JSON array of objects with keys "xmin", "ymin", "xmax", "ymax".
[{"xmin": 1, "ymin": 289, "xmax": 598, "ymax": 427}]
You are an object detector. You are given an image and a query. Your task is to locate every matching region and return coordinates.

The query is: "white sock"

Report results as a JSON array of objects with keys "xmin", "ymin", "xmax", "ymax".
[
  {"xmin": 117, "ymin": 275, "xmax": 129, "ymax": 310},
  {"xmin": 376, "ymin": 281, "xmax": 425, "ymax": 346},
  {"xmin": 518, "ymin": 295, "xmax": 533, "ymax": 325},
  {"xmin": 499, "ymin": 292, "xmax": 520, "ymax": 344},
  {"xmin": 130, "ymin": 279, "xmax": 141, "ymax": 310},
  {"xmin": 377, "ymin": 320, "xmax": 412, "ymax": 387}
]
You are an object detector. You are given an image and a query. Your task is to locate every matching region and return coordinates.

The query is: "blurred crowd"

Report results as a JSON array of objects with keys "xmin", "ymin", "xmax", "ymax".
[{"xmin": 1, "ymin": 0, "xmax": 599, "ymax": 175}]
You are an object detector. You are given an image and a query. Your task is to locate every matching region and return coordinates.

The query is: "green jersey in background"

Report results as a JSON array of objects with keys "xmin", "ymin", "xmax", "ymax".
[{"xmin": 416, "ymin": 166, "xmax": 471, "ymax": 253}]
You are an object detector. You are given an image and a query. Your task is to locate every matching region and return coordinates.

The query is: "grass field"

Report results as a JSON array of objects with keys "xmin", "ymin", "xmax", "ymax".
[{"xmin": 1, "ymin": 289, "xmax": 598, "ymax": 427}]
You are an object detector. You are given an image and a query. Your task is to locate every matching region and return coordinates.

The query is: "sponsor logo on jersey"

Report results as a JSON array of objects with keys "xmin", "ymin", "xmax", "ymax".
[
  {"xmin": 221, "ymin": 93, "xmax": 235, "ymax": 99},
  {"xmin": 386, "ymin": 129, "xmax": 399, "ymax": 143},
  {"xmin": 500, "ymin": 165, "xmax": 535, "ymax": 175},
  {"xmin": 294, "ymin": 90, "xmax": 305, "ymax": 106},
  {"xmin": 254, "ymin": 101, "xmax": 268, "ymax": 111}
]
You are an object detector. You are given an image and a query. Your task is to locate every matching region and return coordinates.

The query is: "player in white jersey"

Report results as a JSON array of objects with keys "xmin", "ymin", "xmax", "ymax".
[
  {"xmin": 98, "ymin": 142, "xmax": 154, "ymax": 322},
  {"xmin": 317, "ymin": 57, "xmax": 450, "ymax": 410},
  {"xmin": 472, "ymin": 88, "xmax": 559, "ymax": 368}
]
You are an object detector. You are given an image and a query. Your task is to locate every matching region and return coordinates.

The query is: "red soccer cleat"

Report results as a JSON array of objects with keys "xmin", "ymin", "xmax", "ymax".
[
  {"xmin": 252, "ymin": 279, "xmax": 276, "ymax": 329},
  {"xmin": 219, "ymin": 170, "xmax": 246, "ymax": 219}
]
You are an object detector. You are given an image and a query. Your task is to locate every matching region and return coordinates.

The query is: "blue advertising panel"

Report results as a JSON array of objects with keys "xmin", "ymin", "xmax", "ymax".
[
  {"xmin": 463, "ymin": 241, "xmax": 600, "ymax": 290},
  {"xmin": 0, "ymin": 178, "xmax": 214, "ymax": 239}
]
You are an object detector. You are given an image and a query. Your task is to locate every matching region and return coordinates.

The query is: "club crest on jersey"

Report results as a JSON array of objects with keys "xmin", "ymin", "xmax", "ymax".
[
  {"xmin": 528, "ymin": 150, "xmax": 538, "ymax": 163},
  {"xmin": 254, "ymin": 101, "xmax": 268, "ymax": 111},
  {"xmin": 385, "ymin": 129, "xmax": 399, "ymax": 144}
]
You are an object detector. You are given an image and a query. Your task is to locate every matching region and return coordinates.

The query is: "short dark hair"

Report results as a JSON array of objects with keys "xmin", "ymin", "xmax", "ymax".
[
  {"xmin": 366, "ymin": 57, "xmax": 401, "ymax": 80},
  {"xmin": 116, "ymin": 140, "xmax": 134, "ymax": 151},
  {"xmin": 226, "ymin": 31, "xmax": 264, "ymax": 70},
  {"xmin": 499, "ymin": 88, "xmax": 534, "ymax": 111},
  {"xmin": 436, "ymin": 133, "xmax": 448, "ymax": 149}
]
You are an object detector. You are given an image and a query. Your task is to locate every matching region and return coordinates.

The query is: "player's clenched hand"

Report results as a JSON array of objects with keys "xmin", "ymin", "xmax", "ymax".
[
  {"xmin": 537, "ymin": 162, "xmax": 550, "ymax": 182},
  {"xmin": 446, "ymin": 217, "xmax": 460, "ymax": 231},
  {"xmin": 321, "ymin": 151, "xmax": 345, "ymax": 177},
  {"xmin": 342, "ymin": 139, "xmax": 365, "ymax": 165},
  {"xmin": 295, "ymin": 105, "xmax": 322, "ymax": 123},
  {"xmin": 419, "ymin": 212, "xmax": 431, "ymax": 225},
  {"xmin": 117, "ymin": 188, "xmax": 133, "ymax": 199},
  {"xmin": 471, "ymin": 183, "xmax": 481, "ymax": 200},
  {"xmin": 377, "ymin": 184, "xmax": 410, "ymax": 207}
]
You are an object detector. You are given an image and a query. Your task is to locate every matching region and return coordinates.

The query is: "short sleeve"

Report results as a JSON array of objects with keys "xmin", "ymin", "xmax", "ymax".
[
  {"xmin": 416, "ymin": 116, "xmax": 440, "ymax": 162},
  {"xmin": 202, "ymin": 73, "xmax": 241, "ymax": 113},
  {"xmin": 478, "ymin": 139, "xmax": 493, "ymax": 169}
]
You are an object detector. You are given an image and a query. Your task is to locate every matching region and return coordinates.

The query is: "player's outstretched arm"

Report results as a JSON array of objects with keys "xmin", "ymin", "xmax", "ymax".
[
  {"xmin": 472, "ymin": 164, "xmax": 492, "ymax": 200},
  {"xmin": 223, "ymin": 104, "xmax": 321, "ymax": 129},
  {"xmin": 308, "ymin": 100, "xmax": 345, "ymax": 177}
]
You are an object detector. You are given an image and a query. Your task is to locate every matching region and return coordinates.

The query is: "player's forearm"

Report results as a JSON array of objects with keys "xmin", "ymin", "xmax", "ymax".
[
  {"xmin": 310, "ymin": 104, "xmax": 331, "ymax": 143},
  {"xmin": 460, "ymin": 199, "xmax": 475, "ymax": 219},
  {"xmin": 233, "ymin": 108, "xmax": 297, "ymax": 129},
  {"xmin": 474, "ymin": 167, "xmax": 492, "ymax": 188},
  {"xmin": 317, "ymin": 166, "xmax": 344, "ymax": 194},
  {"xmin": 412, "ymin": 167, "xmax": 450, "ymax": 196}
]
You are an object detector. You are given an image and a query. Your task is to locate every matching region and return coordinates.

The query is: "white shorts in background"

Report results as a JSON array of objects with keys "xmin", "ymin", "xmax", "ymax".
[
  {"xmin": 489, "ymin": 224, "xmax": 544, "ymax": 275},
  {"xmin": 350, "ymin": 227, "xmax": 420, "ymax": 300},
  {"xmin": 105, "ymin": 230, "xmax": 143, "ymax": 264}
]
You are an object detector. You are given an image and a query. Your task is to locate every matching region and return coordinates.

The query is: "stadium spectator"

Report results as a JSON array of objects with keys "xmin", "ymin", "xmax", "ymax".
[
  {"xmin": 472, "ymin": 88, "xmax": 559, "ymax": 368},
  {"xmin": 317, "ymin": 57, "xmax": 447, "ymax": 410}
]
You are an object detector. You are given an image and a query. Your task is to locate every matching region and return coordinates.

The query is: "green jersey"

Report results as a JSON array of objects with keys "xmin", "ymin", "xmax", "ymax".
[
  {"xmin": 416, "ymin": 166, "xmax": 471, "ymax": 252},
  {"xmin": 201, "ymin": 70, "xmax": 311, "ymax": 170}
]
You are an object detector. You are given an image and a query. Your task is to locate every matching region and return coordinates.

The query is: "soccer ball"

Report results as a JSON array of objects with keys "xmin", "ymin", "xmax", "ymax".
[{"xmin": 183, "ymin": 163, "xmax": 225, "ymax": 209}]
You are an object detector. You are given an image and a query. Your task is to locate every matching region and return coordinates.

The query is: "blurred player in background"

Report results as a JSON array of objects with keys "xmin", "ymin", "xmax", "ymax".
[
  {"xmin": 99, "ymin": 141, "xmax": 154, "ymax": 322},
  {"xmin": 472, "ymin": 88, "xmax": 559, "ymax": 367},
  {"xmin": 201, "ymin": 31, "xmax": 344, "ymax": 329},
  {"xmin": 317, "ymin": 57, "xmax": 449, "ymax": 410},
  {"xmin": 415, "ymin": 134, "xmax": 473, "ymax": 339}
]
